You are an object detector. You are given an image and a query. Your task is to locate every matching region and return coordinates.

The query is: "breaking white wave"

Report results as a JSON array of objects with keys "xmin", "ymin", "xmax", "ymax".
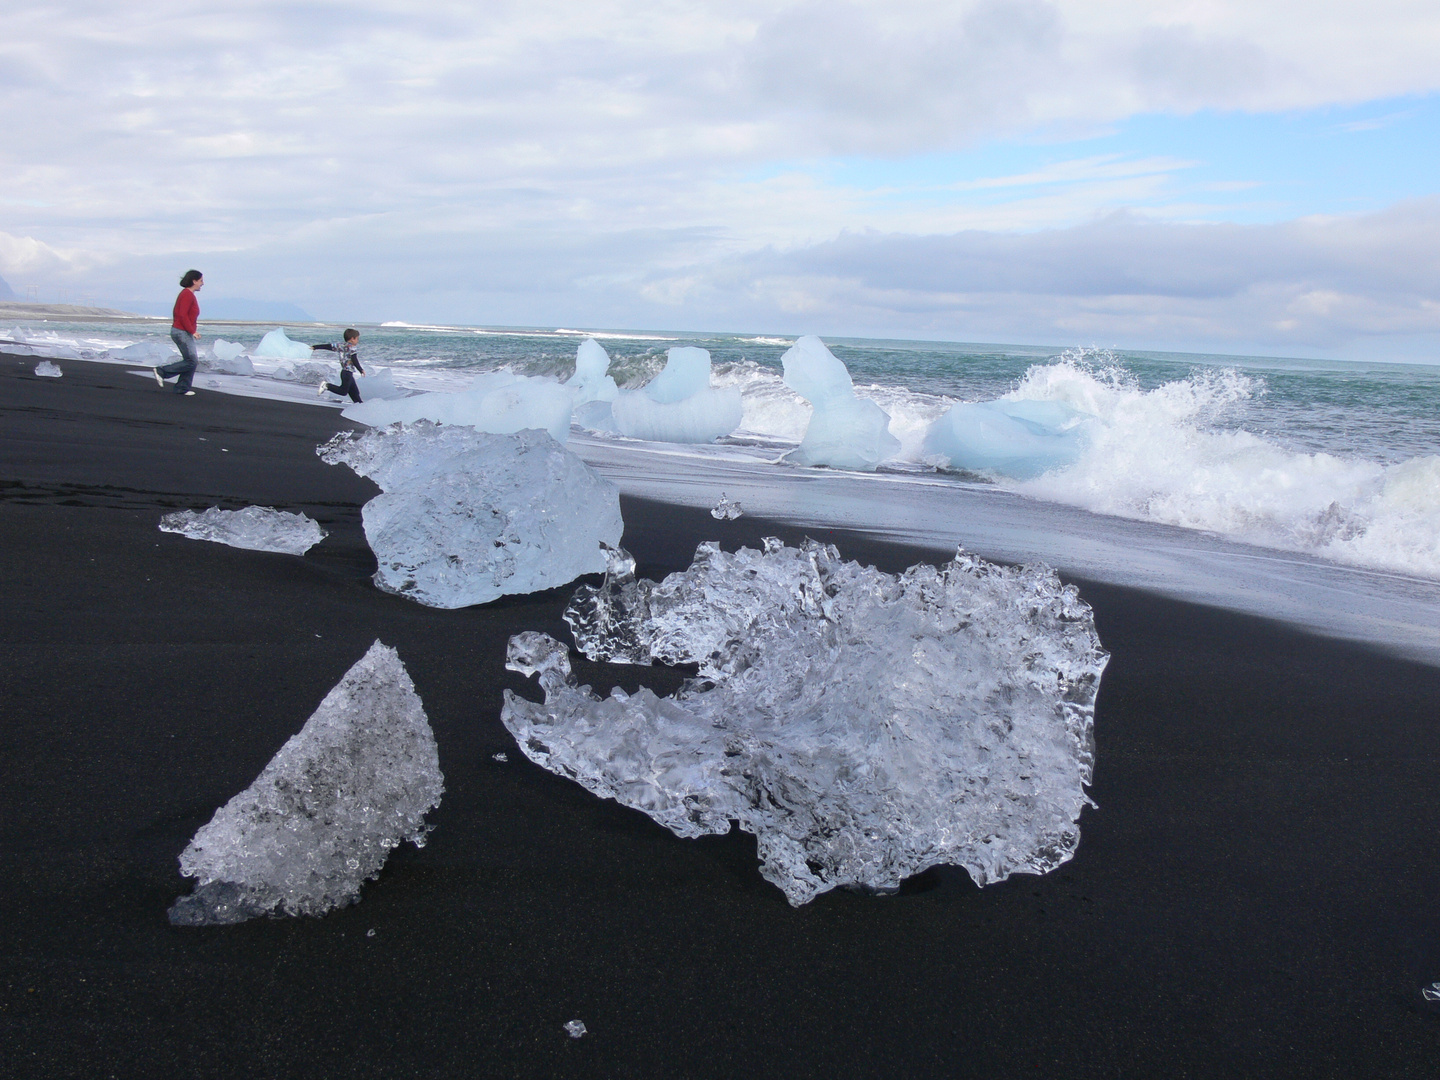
[{"xmin": 995, "ymin": 355, "xmax": 1440, "ymax": 580}]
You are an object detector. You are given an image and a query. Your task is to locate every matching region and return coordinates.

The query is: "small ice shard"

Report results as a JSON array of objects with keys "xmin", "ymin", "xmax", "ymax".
[
  {"xmin": 253, "ymin": 327, "xmax": 314, "ymax": 359},
  {"xmin": 319, "ymin": 422, "xmax": 623, "ymax": 608},
  {"xmin": 564, "ymin": 1021, "xmax": 587, "ymax": 1039},
  {"xmin": 168, "ymin": 641, "xmax": 443, "ymax": 925},
  {"xmin": 610, "ymin": 346, "xmax": 743, "ymax": 443},
  {"xmin": 159, "ymin": 506, "xmax": 327, "ymax": 556},
  {"xmin": 1424, "ymin": 983, "xmax": 1440, "ymax": 1003},
  {"xmin": 710, "ymin": 493, "xmax": 743, "ymax": 520},
  {"xmin": 344, "ymin": 370, "xmax": 575, "ymax": 443},
  {"xmin": 922, "ymin": 399, "xmax": 1093, "ymax": 479},
  {"xmin": 492, "ymin": 752, "xmax": 508, "ymax": 763},
  {"xmin": 780, "ymin": 336, "xmax": 899, "ymax": 470},
  {"xmin": 367, "ymin": 928, "xmax": 377, "ymax": 938},
  {"xmin": 507, "ymin": 539, "xmax": 1108, "ymax": 906},
  {"xmin": 34, "ymin": 360, "xmax": 62, "ymax": 377}
]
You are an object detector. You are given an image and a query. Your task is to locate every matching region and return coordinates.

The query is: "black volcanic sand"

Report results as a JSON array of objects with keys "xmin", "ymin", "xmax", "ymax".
[{"xmin": 3, "ymin": 355, "xmax": 1439, "ymax": 1079}]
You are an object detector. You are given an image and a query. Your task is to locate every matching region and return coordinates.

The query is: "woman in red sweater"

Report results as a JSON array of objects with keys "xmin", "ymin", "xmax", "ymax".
[{"xmin": 154, "ymin": 270, "xmax": 203, "ymax": 395}]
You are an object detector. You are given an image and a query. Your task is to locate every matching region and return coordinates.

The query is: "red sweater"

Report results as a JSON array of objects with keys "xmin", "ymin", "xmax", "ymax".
[{"xmin": 172, "ymin": 289, "xmax": 199, "ymax": 334}]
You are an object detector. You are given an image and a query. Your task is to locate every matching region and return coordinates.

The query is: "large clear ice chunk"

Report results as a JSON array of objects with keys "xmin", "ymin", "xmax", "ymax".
[
  {"xmin": 504, "ymin": 539, "xmax": 1108, "ymax": 906},
  {"xmin": 168, "ymin": 641, "xmax": 443, "ymax": 925},
  {"xmin": 159, "ymin": 506, "xmax": 327, "ymax": 556},
  {"xmin": 319, "ymin": 422, "xmax": 623, "ymax": 609}
]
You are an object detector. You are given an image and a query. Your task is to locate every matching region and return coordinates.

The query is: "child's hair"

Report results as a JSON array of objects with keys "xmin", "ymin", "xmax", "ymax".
[
  {"xmin": 343, "ymin": 328, "xmax": 359, "ymax": 342},
  {"xmin": 180, "ymin": 269, "xmax": 203, "ymax": 288}
]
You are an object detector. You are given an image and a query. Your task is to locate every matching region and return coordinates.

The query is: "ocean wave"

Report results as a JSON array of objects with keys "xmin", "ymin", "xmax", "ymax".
[{"xmin": 998, "ymin": 352, "xmax": 1440, "ymax": 579}]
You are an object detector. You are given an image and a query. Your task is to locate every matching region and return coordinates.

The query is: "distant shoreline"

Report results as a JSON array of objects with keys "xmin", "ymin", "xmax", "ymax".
[{"xmin": 0, "ymin": 301, "xmax": 332, "ymax": 327}]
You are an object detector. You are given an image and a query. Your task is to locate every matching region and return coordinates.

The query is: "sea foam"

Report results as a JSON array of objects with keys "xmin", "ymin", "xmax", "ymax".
[{"xmin": 999, "ymin": 356, "xmax": 1440, "ymax": 579}]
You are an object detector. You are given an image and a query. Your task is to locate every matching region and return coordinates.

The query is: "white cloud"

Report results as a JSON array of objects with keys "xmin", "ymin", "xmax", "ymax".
[
  {"xmin": 0, "ymin": 230, "xmax": 86, "ymax": 278},
  {"xmin": 1, "ymin": 2, "xmax": 1438, "ymax": 353},
  {"xmin": 623, "ymin": 200, "xmax": 1440, "ymax": 355}
]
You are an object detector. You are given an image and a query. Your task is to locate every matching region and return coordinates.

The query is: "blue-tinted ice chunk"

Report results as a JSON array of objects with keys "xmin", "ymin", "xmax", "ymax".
[{"xmin": 923, "ymin": 398, "xmax": 1093, "ymax": 479}]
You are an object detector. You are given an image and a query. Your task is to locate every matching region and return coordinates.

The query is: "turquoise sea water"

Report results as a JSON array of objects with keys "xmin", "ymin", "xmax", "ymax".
[{"xmin": 7, "ymin": 317, "xmax": 1439, "ymax": 582}]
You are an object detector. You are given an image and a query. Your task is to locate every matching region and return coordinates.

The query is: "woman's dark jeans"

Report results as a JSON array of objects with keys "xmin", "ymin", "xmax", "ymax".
[{"xmin": 159, "ymin": 329, "xmax": 199, "ymax": 392}]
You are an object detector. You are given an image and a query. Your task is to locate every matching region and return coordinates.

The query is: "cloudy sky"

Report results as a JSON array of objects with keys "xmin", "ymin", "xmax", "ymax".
[{"xmin": 2, "ymin": 1, "xmax": 1438, "ymax": 358}]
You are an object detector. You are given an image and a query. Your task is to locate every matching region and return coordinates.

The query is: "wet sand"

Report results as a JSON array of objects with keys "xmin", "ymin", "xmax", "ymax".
[{"xmin": 3, "ymin": 355, "xmax": 1439, "ymax": 1078}]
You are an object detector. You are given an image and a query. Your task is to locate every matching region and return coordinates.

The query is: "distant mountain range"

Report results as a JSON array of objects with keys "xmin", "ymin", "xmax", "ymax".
[{"xmin": 0, "ymin": 275, "xmax": 16, "ymax": 301}]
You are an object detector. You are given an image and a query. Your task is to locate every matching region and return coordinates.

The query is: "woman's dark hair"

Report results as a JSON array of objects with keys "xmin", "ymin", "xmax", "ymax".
[
  {"xmin": 179, "ymin": 270, "xmax": 203, "ymax": 288},
  {"xmin": 343, "ymin": 328, "xmax": 359, "ymax": 342}
]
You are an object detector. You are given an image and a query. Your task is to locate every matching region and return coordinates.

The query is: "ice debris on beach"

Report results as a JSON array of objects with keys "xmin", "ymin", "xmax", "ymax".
[
  {"xmin": 1423, "ymin": 983, "xmax": 1440, "ymax": 1003},
  {"xmin": 343, "ymin": 370, "xmax": 574, "ymax": 442},
  {"xmin": 923, "ymin": 399, "xmax": 1094, "ymax": 479},
  {"xmin": 270, "ymin": 359, "xmax": 335, "ymax": 384},
  {"xmin": 168, "ymin": 641, "xmax": 443, "ymax": 925},
  {"xmin": 33, "ymin": 360, "xmax": 62, "ymax": 377},
  {"xmin": 609, "ymin": 346, "xmax": 743, "ymax": 443},
  {"xmin": 781, "ymin": 336, "xmax": 899, "ymax": 470},
  {"xmin": 567, "ymin": 338, "xmax": 620, "ymax": 405},
  {"xmin": 319, "ymin": 421, "xmax": 623, "ymax": 608},
  {"xmin": 253, "ymin": 327, "xmax": 314, "ymax": 360},
  {"xmin": 503, "ymin": 539, "xmax": 1108, "ymax": 906},
  {"xmin": 159, "ymin": 506, "xmax": 328, "ymax": 556},
  {"xmin": 212, "ymin": 338, "xmax": 245, "ymax": 362},
  {"xmin": 564, "ymin": 1020, "xmax": 588, "ymax": 1039},
  {"xmin": 202, "ymin": 339, "xmax": 255, "ymax": 376},
  {"xmin": 710, "ymin": 493, "xmax": 743, "ymax": 520},
  {"xmin": 107, "ymin": 338, "xmax": 174, "ymax": 363},
  {"xmin": 568, "ymin": 338, "xmax": 622, "ymax": 431}
]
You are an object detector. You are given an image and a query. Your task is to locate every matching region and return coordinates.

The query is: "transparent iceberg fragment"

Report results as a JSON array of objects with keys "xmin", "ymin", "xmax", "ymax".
[
  {"xmin": 211, "ymin": 338, "xmax": 246, "ymax": 362},
  {"xmin": 253, "ymin": 327, "xmax": 314, "ymax": 359},
  {"xmin": 780, "ymin": 336, "xmax": 899, "ymax": 470},
  {"xmin": 922, "ymin": 399, "xmax": 1093, "ymax": 479},
  {"xmin": 610, "ymin": 346, "xmax": 743, "ymax": 443},
  {"xmin": 33, "ymin": 360, "xmax": 62, "ymax": 377},
  {"xmin": 566, "ymin": 338, "xmax": 620, "ymax": 404},
  {"xmin": 169, "ymin": 641, "xmax": 443, "ymax": 925},
  {"xmin": 564, "ymin": 1020, "xmax": 588, "ymax": 1039},
  {"xmin": 1424, "ymin": 983, "xmax": 1440, "ymax": 1003},
  {"xmin": 108, "ymin": 339, "xmax": 174, "ymax": 363},
  {"xmin": 270, "ymin": 359, "xmax": 335, "ymax": 384},
  {"xmin": 343, "ymin": 370, "xmax": 575, "ymax": 443},
  {"xmin": 201, "ymin": 340, "xmax": 254, "ymax": 376},
  {"xmin": 710, "ymin": 493, "xmax": 743, "ymax": 520},
  {"xmin": 509, "ymin": 539, "xmax": 1108, "ymax": 906},
  {"xmin": 159, "ymin": 506, "xmax": 327, "ymax": 556},
  {"xmin": 319, "ymin": 422, "xmax": 623, "ymax": 609}
]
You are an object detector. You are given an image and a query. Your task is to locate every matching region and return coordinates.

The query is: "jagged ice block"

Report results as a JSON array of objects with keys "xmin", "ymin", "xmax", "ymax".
[
  {"xmin": 319, "ymin": 422, "xmax": 623, "ymax": 609},
  {"xmin": 159, "ymin": 505, "xmax": 327, "ymax": 556},
  {"xmin": 169, "ymin": 641, "xmax": 443, "ymax": 925},
  {"xmin": 504, "ymin": 538, "xmax": 1109, "ymax": 906}
]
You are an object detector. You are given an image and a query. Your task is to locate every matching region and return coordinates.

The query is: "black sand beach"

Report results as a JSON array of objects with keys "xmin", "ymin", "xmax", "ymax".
[{"xmin": 4, "ymin": 355, "xmax": 1439, "ymax": 1078}]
